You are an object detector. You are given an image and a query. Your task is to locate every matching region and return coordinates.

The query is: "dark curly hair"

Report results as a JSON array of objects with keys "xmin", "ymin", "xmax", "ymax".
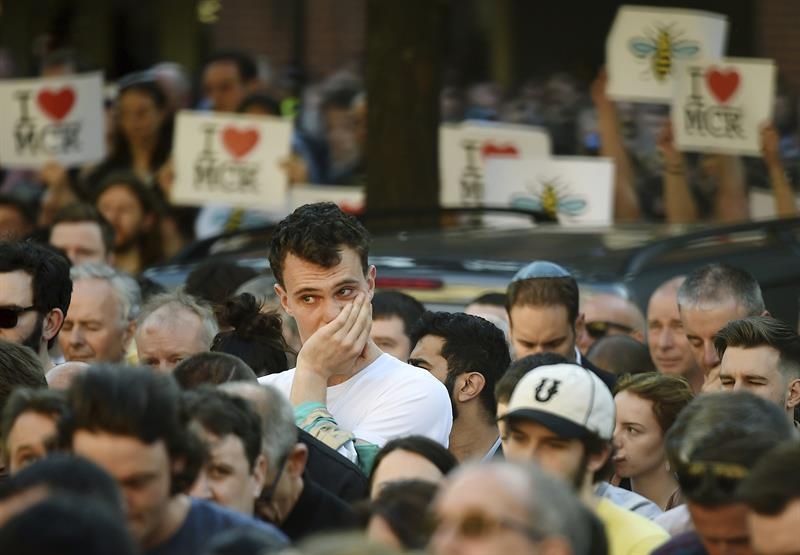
[
  {"xmin": 211, "ymin": 293, "xmax": 289, "ymax": 377},
  {"xmin": 268, "ymin": 202, "xmax": 370, "ymax": 287}
]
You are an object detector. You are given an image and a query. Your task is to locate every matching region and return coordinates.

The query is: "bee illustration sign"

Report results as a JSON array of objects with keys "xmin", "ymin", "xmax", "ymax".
[
  {"xmin": 483, "ymin": 157, "xmax": 614, "ymax": 226},
  {"xmin": 0, "ymin": 72, "xmax": 105, "ymax": 168},
  {"xmin": 439, "ymin": 121, "xmax": 551, "ymax": 207},
  {"xmin": 672, "ymin": 58, "xmax": 775, "ymax": 156},
  {"xmin": 606, "ymin": 5, "xmax": 728, "ymax": 103},
  {"xmin": 171, "ymin": 110, "xmax": 292, "ymax": 209}
]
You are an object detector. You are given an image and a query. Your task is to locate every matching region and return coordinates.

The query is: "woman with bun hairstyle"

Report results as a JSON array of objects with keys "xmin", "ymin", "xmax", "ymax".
[{"xmin": 211, "ymin": 293, "xmax": 291, "ymax": 377}]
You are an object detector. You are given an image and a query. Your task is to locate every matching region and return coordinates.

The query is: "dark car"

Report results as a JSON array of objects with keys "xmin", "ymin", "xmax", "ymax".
[{"xmin": 143, "ymin": 211, "xmax": 800, "ymax": 328}]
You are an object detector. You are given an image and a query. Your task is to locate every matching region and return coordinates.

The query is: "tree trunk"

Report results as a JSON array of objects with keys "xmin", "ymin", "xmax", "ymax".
[{"xmin": 364, "ymin": 0, "xmax": 446, "ymax": 230}]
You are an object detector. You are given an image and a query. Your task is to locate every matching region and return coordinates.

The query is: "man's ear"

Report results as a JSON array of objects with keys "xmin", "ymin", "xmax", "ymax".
[
  {"xmin": 586, "ymin": 443, "xmax": 612, "ymax": 473},
  {"xmin": 42, "ymin": 309, "xmax": 64, "ymax": 342},
  {"xmin": 274, "ymin": 283, "xmax": 291, "ymax": 316},
  {"xmin": 366, "ymin": 265, "xmax": 376, "ymax": 299},
  {"xmin": 574, "ymin": 312, "xmax": 585, "ymax": 336},
  {"xmin": 252, "ymin": 453, "xmax": 268, "ymax": 496},
  {"xmin": 285, "ymin": 443, "xmax": 308, "ymax": 479},
  {"xmin": 456, "ymin": 372, "xmax": 486, "ymax": 403},
  {"xmin": 786, "ymin": 378, "xmax": 800, "ymax": 410}
]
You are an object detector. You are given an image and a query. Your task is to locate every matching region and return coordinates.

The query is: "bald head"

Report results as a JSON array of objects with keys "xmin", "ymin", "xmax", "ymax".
[
  {"xmin": 135, "ymin": 304, "xmax": 215, "ymax": 373},
  {"xmin": 577, "ymin": 293, "xmax": 646, "ymax": 354},
  {"xmin": 46, "ymin": 361, "xmax": 89, "ymax": 390}
]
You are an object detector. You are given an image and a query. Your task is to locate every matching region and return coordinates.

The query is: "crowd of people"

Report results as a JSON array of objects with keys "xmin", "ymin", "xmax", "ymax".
[{"xmin": 0, "ymin": 199, "xmax": 799, "ymax": 555}]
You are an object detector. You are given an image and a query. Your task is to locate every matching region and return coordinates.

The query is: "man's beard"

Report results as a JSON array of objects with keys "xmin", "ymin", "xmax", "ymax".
[
  {"xmin": 21, "ymin": 313, "xmax": 44, "ymax": 354},
  {"xmin": 445, "ymin": 372, "xmax": 459, "ymax": 421}
]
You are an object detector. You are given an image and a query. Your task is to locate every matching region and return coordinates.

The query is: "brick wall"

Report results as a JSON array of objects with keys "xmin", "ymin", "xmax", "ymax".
[
  {"xmin": 756, "ymin": 0, "xmax": 800, "ymax": 91},
  {"xmin": 212, "ymin": 0, "xmax": 366, "ymax": 82}
]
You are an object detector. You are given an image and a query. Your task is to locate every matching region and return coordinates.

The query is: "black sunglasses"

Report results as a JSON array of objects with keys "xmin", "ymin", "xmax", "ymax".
[
  {"xmin": 585, "ymin": 320, "xmax": 634, "ymax": 339},
  {"xmin": 0, "ymin": 306, "xmax": 36, "ymax": 329},
  {"xmin": 676, "ymin": 460, "xmax": 749, "ymax": 498}
]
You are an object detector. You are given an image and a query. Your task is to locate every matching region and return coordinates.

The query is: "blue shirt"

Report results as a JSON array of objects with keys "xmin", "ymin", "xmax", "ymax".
[{"xmin": 145, "ymin": 498, "xmax": 288, "ymax": 555}]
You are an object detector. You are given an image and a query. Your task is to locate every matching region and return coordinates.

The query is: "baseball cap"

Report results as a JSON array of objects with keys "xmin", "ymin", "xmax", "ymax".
[
  {"xmin": 511, "ymin": 261, "xmax": 571, "ymax": 283},
  {"xmin": 500, "ymin": 363, "xmax": 615, "ymax": 440}
]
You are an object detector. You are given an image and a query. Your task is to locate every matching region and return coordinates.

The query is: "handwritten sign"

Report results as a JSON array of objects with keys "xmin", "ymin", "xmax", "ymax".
[
  {"xmin": 172, "ymin": 110, "xmax": 292, "ymax": 209},
  {"xmin": 440, "ymin": 121, "xmax": 551, "ymax": 207},
  {"xmin": 672, "ymin": 58, "xmax": 775, "ymax": 156},
  {"xmin": 0, "ymin": 73, "xmax": 105, "ymax": 168},
  {"xmin": 606, "ymin": 5, "xmax": 728, "ymax": 103},
  {"xmin": 483, "ymin": 157, "xmax": 615, "ymax": 226}
]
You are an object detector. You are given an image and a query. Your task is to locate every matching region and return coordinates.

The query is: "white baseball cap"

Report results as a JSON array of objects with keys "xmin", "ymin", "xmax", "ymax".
[{"xmin": 501, "ymin": 363, "xmax": 615, "ymax": 440}]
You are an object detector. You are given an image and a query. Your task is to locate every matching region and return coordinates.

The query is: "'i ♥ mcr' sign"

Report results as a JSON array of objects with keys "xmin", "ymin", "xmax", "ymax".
[
  {"xmin": 171, "ymin": 110, "xmax": 293, "ymax": 209},
  {"xmin": 0, "ymin": 73, "xmax": 105, "ymax": 168}
]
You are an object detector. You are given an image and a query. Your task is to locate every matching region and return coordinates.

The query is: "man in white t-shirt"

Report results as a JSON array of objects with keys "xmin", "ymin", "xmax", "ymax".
[{"xmin": 259, "ymin": 203, "xmax": 452, "ymax": 474}]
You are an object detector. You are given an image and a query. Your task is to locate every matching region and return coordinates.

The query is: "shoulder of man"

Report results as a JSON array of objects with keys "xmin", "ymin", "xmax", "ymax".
[
  {"xmin": 595, "ymin": 498, "xmax": 669, "ymax": 555},
  {"xmin": 299, "ymin": 428, "xmax": 369, "ymax": 502},
  {"xmin": 188, "ymin": 498, "xmax": 289, "ymax": 544},
  {"xmin": 582, "ymin": 357, "xmax": 617, "ymax": 391}
]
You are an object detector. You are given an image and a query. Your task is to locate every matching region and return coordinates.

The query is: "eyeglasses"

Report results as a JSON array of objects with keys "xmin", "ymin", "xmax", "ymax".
[
  {"xmin": 0, "ymin": 306, "xmax": 36, "ymax": 329},
  {"xmin": 676, "ymin": 460, "xmax": 749, "ymax": 498},
  {"xmin": 436, "ymin": 510, "xmax": 546, "ymax": 543},
  {"xmin": 585, "ymin": 320, "xmax": 634, "ymax": 339}
]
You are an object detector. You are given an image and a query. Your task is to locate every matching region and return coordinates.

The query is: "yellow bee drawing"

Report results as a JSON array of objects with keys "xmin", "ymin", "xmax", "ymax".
[
  {"xmin": 510, "ymin": 178, "xmax": 587, "ymax": 220},
  {"xmin": 629, "ymin": 23, "xmax": 700, "ymax": 81}
]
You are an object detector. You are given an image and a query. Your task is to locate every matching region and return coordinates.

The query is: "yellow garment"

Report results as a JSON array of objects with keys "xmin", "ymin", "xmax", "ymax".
[{"xmin": 595, "ymin": 498, "xmax": 669, "ymax": 555}]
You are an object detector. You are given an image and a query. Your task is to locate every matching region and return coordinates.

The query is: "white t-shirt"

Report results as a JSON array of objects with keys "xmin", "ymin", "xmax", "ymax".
[{"xmin": 259, "ymin": 353, "xmax": 453, "ymax": 448}]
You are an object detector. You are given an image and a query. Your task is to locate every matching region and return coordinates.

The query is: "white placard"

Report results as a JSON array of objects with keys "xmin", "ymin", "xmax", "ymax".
[
  {"xmin": 439, "ymin": 121, "xmax": 551, "ymax": 207},
  {"xmin": 672, "ymin": 58, "xmax": 775, "ymax": 156},
  {"xmin": 606, "ymin": 5, "xmax": 728, "ymax": 103},
  {"xmin": 172, "ymin": 110, "xmax": 292, "ymax": 209},
  {"xmin": 483, "ymin": 157, "xmax": 615, "ymax": 226},
  {"xmin": 0, "ymin": 73, "xmax": 105, "ymax": 168}
]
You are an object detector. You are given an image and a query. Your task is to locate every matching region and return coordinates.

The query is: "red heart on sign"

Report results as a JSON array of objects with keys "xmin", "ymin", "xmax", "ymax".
[
  {"xmin": 481, "ymin": 142, "xmax": 519, "ymax": 159},
  {"xmin": 221, "ymin": 126, "xmax": 260, "ymax": 159},
  {"xmin": 705, "ymin": 67, "xmax": 740, "ymax": 104},
  {"xmin": 37, "ymin": 87, "xmax": 76, "ymax": 121}
]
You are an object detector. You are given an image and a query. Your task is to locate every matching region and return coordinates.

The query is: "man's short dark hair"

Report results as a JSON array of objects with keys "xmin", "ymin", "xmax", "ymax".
[
  {"xmin": 204, "ymin": 50, "xmax": 257, "ymax": 83},
  {"xmin": 0, "ymin": 453, "xmax": 123, "ymax": 516},
  {"xmin": 369, "ymin": 480, "xmax": 438, "ymax": 550},
  {"xmin": 506, "ymin": 276, "xmax": 580, "ymax": 325},
  {"xmin": 677, "ymin": 263, "xmax": 765, "ymax": 315},
  {"xmin": 409, "ymin": 311, "xmax": 510, "ymax": 419},
  {"xmin": 185, "ymin": 261, "xmax": 259, "ymax": 305},
  {"xmin": 370, "ymin": 435, "xmax": 457, "ymax": 491},
  {"xmin": 268, "ymin": 202, "xmax": 370, "ymax": 287},
  {"xmin": 714, "ymin": 316, "xmax": 800, "ymax": 381},
  {"xmin": 494, "ymin": 352, "xmax": 569, "ymax": 405},
  {"xmin": 61, "ymin": 364, "xmax": 204, "ymax": 495},
  {"xmin": 0, "ymin": 341, "xmax": 46, "ymax": 413},
  {"xmin": 666, "ymin": 392, "xmax": 794, "ymax": 507},
  {"xmin": 0, "ymin": 495, "xmax": 136, "ymax": 555},
  {"xmin": 183, "ymin": 387, "xmax": 263, "ymax": 470},
  {"xmin": 172, "ymin": 352, "xmax": 258, "ymax": 390},
  {"xmin": 0, "ymin": 241, "xmax": 72, "ymax": 348},
  {"xmin": 586, "ymin": 335, "xmax": 655, "ymax": 376},
  {"xmin": 50, "ymin": 203, "xmax": 116, "ymax": 254},
  {"xmin": 0, "ymin": 194, "xmax": 36, "ymax": 229},
  {"xmin": 372, "ymin": 291, "xmax": 425, "ymax": 337},
  {"xmin": 739, "ymin": 441, "xmax": 800, "ymax": 517}
]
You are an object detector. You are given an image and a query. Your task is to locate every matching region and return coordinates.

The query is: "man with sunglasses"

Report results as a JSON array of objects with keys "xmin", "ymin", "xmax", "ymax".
[
  {"xmin": 0, "ymin": 241, "xmax": 71, "ymax": 369},
  {"xmin": 652, "ymin": 392, "xmax": 794, "ymax": 555},
  {"xmin": 431, "ymin": 460, "xmax": 599, "ymax": 555},
  {"xmin": 505, "ymin": 261, "xmax": 616, "ymax": 390},
  {"xmin": 500, "ymin": 363, "xmax": 669, "ymax": 555},
  {"xmin": 220, "ymin": 382, "xmax": 359, "ymax": 541},
  {"xmin": 576, "ymin": 293, "xmax": 646, "ymax": 355}
]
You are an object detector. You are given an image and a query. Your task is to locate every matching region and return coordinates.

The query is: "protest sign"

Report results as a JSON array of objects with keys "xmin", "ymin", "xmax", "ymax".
[
  {"xmin": 0, "ymin": 72, "xmax": 105, "ymax": 168},
  {"xmin": 672, "ymin": 58, "xmax": 775, "ymax": 156},
  {"xmin": 172, "ymin": 110, "xmax": 292, "ymax": 209},
  {"xmin": 440, "ymin": 121, "xmax": 550, "ymax": 207},
  {"xmin": 483, "ymin": 157, "xmax": 615, "ymax": 226},
  {"xmin": 606, "ymin": 5, "xmax": 727, "ymax": 103}
]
